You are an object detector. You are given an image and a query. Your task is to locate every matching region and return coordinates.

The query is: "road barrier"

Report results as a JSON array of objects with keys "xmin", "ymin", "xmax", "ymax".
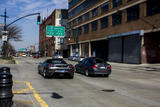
[{"xmin": 0, "ymin": 67, "xmax": 13, "ymax": 107}]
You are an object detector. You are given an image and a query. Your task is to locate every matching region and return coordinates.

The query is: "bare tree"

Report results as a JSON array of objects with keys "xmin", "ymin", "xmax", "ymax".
[{"xmin": 0, "ymin": 25, "xmax": 22, "ymax": 57}]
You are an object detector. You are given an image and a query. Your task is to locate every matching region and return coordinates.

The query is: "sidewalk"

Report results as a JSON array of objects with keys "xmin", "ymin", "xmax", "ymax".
[{"xmin": 108, "ymin": 62, "xmax": 160, "ymax": 72}]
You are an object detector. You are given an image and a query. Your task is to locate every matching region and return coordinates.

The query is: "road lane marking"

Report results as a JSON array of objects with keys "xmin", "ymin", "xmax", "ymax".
[
  {"xmin": 25, "ymin": 81, "xmax": 49, "ymax": 107},
  {"xmin": 13, "ymin": 89, "xmax": 28, "ymax": 94},
  {"xmin": 14, "ymin": 80, "xmax": 49, "ymax": 107}
]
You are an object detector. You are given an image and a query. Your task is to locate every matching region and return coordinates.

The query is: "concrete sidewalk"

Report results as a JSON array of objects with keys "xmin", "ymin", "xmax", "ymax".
[{"xmin": 108, "ymin": 62, "xmax": 160, "ymax": 72}]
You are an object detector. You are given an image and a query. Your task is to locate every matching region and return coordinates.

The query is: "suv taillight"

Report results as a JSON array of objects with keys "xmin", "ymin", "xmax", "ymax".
[
  {"xmin": 107, "ymin": 65, "xmax": 112, "ymax": 70},
  {"xmin": 92, "ymin": 65, "xmax": 98, "ymax": 69},
  {"xmin": 69, "ymin": 65, "xmax": 74, "ymax": 68}
]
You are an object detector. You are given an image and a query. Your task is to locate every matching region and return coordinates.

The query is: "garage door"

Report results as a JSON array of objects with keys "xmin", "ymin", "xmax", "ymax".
[
  {"xmin": 123, "ymin": 35, "xmax": 141, "ymax": 64},
  {"xmin": 108, "ymin": 37, "xmax": 122, "ymax": 62}
]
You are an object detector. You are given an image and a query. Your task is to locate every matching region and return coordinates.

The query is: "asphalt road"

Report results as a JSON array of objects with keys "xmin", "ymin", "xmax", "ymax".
[{"xmin": 2, "ymin": 57, "xmax": 160, "ymax": 107}]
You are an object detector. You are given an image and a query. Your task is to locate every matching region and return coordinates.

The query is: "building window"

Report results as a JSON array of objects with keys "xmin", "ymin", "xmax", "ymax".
[
  {"xmin": 101, "ymin": 2, "xmax": 109, "ymax": 14},
  {"xmin": 92, "ymin": 21, "xmax": 98, "ymax": 31},
  {"xmin": 73, "ymin": 19, "xmax": 76, "ymax": 25},
  {"xmin": 127, "ymin": 5, "xmax": 139, "ymax": 22},
  {"xmin": 92, "ymin": 8, "xmax": 98, "ymax": 17},
  {"xmin": 72, "ymin": 29, "xmax": 77, "ymax": 36},
  {"xmin": 127, "ymin": 0, "xmax": 133, "ymax": 2},
  {"xmin": 101, "ymin": 16, "xmax": 108, "ymax": 29},
  {"xmin": 112, "ymin": 0, "xmax": 122, "ymax": 8},
  {"xmin": 84, "ymin": 12, "xmax": 89, "ymax": 21},
  {"xmin": 78, "ymin": 27, "xmax": 82, "ymax": 35},
  {"xmin": 84, "ymin": 24, "xmax": 89, "ymax": 33},
  {"xmin": 78, "ymin": 16, "xmax": 82, "ymax": 24},
  {"xmin": 147, "ymin": 0, "xmax": 160, "ymax": 16},
  {"xmin": 112, "ymin": 11, "xmax": 122, "ymax": 26}
]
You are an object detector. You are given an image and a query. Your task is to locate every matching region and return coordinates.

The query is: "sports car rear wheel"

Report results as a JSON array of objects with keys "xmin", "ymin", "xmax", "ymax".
[{"xmin": 43, "ymin": 69, "xmax": 47, "ymax": 78}]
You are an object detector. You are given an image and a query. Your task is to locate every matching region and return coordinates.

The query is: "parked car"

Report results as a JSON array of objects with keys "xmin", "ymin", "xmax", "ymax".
[
  {"xmin": 34, "ymin": 54, "xmax": 39, "ymax": 58},
  {"xmin": 68, "ymin": 56, "xmax": 76, "ymax": 61},
  {"xmin": 22, "ymin": 53, "xmax": 27, "ymax": 57},
  {"xmin": 75, "ymin": 57, "xmax": 111, "ymax": 77},
  {"xmin": 68, "ymin": 56, "xmax": 73, "ymax": 61},
  {"xmin": 72, "ymin": 56, "xmax": 76, "ymax": 61},
  {"xmin": 38, "ymin": 58, "xmax": 74, "ymax": 79},
  {"xmin": 53, "ymin": 55, "xmax": 63, "ymax": 59},
  {"xmin": 75, "ymin": 56, "xmax": 85, "ymax": 62}
]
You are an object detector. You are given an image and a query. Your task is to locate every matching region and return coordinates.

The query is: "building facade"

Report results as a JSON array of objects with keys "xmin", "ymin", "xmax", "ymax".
[
  {"xmin": 66, "ymin": 0, "xmax": 160, "ymax": 64},
  {"xmin": 39, "ymin": 9, "xmax": 68, "ymax": 57}
]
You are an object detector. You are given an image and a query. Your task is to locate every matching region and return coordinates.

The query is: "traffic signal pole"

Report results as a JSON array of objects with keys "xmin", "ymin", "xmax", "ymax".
[{"xmin": 2, "ymin": 9, "xmax": 8, "ymax": 59}]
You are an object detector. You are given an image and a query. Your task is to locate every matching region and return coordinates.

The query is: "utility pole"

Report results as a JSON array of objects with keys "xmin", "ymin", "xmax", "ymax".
[
  {"xmin": 1, "ymin": 8, "xmax": 9, "ymax": 59},
  {"xmin": 4, "ymin": 9, "xmax": 7, "ymax": 59}
]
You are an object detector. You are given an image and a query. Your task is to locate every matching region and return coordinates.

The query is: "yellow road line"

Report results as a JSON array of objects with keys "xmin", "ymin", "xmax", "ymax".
[
  {"xmin": 14, "ymin": 80, "xmax": 49, "ymax": 107},
  {"xmin": 25, "ymin": 81, "xmax": 49, "ymax": 107},
  {"xmin": 13, "ymin": 89, "xmax": 28, "ymax": 94}
]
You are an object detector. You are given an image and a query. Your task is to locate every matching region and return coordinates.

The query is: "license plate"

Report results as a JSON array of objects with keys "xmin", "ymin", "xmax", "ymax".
[
  {"xmin": 55, "ymin": 70, "xmax": 66, "ymax": 73},
  {"xmin": 100, "ymin": 67, "xmax": 105, "ymax": 69}
]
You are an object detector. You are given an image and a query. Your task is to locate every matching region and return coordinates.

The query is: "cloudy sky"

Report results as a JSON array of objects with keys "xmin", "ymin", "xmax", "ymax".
[{"xmin": 0, "ymin": 0, "xmax": 68, "ymax": 51}]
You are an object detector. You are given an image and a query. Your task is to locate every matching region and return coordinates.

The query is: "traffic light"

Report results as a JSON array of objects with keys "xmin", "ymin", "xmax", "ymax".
[{"xmin": 37, "ymin": 15, "xmax": 41, "ymax": 24}]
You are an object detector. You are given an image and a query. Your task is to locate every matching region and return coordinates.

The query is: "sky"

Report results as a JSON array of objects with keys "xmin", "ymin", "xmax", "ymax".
[{"xmin": 0, "ymin": 0, "xmax": 68, "ymax": 51}]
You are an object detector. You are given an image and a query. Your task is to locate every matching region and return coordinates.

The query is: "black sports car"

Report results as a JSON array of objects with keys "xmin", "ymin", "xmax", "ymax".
[{"xmin": 38, "ymin": 58, "xmax": 74, "ymax": 79}]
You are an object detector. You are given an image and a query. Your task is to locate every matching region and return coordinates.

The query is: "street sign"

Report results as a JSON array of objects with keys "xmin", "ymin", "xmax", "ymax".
[
  {"xmin": 2, "ymin": 35, "xmax": 7, "ymax": 41},
  {"xmin": 1, "ymin": 31, "xmax": 9, "ymax": 34},
  {"xmin": 20, "ymin": 48, "xmax": 25, "ymax": 51},
  {"xmin": 46, "ymin": 26, "xmax": 65, "ymax": 37}
]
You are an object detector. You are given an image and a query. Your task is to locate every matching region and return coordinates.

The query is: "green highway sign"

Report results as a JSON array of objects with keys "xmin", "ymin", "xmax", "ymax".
[
  {"xmin": 20, "ymin": 48, "xmax": 25, "ymax": 51},
  {"xmin": 46, "ymin": 26, "xmax": 65, "ymax": 37}
]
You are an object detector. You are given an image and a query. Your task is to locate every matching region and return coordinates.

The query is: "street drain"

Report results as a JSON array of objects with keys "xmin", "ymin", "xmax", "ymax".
[{"xmin": 102, "ymin": 89, "xmax": 115, "ymax": 92}]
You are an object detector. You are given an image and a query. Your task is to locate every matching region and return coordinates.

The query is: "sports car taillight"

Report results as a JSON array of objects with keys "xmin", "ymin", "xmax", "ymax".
[
  {"xmin": 49, "ymin": 64, "xmax": 54, "ymax": 67},
  {"xmin": 107, "ymin": 65, "xmax": 112, "ymax": 70},
  {"xmin": 92, "ymin": 65, "xmax": 98, "ymax": 69}
]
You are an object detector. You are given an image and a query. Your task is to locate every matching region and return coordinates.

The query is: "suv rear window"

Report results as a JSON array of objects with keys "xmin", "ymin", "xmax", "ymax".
[
  {"xmin": 95, "ymin": 58, "xmax": 105, "ymax": 63},
  {"xmin": 90, "ymin": 58, "xmax": 105, "ymax": 64}
]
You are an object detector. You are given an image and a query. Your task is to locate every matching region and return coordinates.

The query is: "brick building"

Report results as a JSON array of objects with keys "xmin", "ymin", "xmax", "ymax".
[
  {"xmin": 66, "ymin": 0, "xmax": 160, "ymax": 64},
  {"xmin": 39, "ymin": 9, "xmax": 68, "ymax": 57}
]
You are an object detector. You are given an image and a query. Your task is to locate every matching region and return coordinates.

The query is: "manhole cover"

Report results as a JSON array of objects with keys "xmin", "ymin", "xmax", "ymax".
[{"xmin": 102, "ymin": 89, "xmax": 115, "ymax": 92}]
